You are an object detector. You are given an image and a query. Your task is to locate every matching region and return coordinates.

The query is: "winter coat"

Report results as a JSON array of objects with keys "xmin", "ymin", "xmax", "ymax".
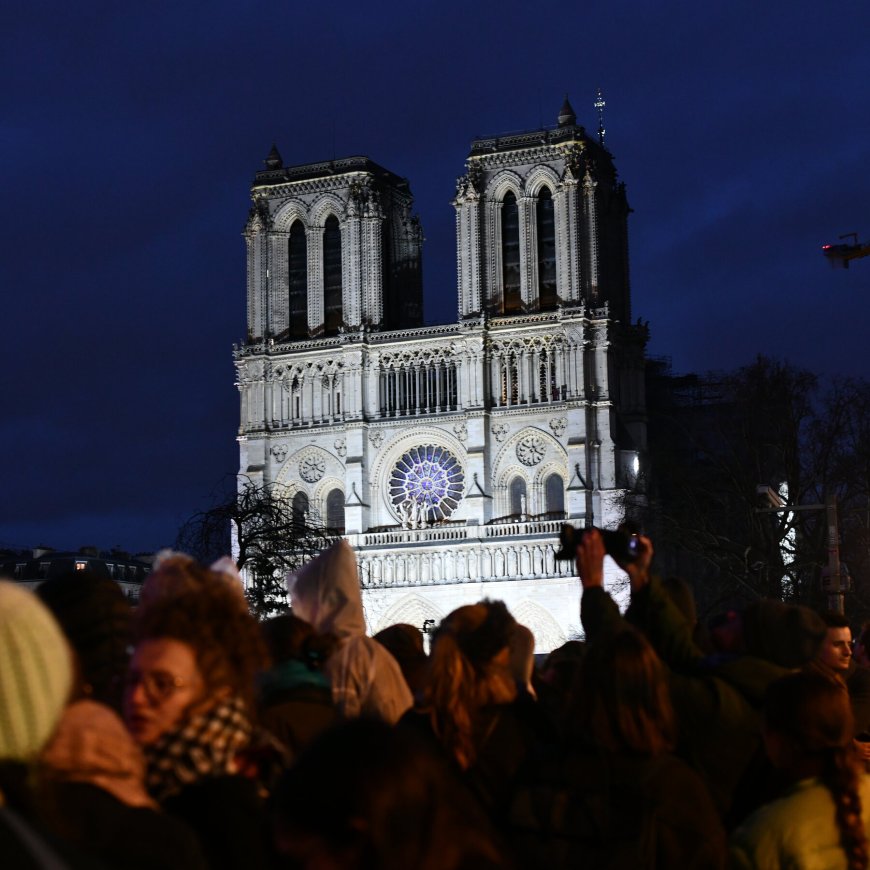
[
  {"xmin": 729, "ymin": 774, "xmax": 870, "ymax": 869},
  {"xmin": 258, "ymin": 660, "xmax": 337, "ymax": 758},
  {"xmin": 288, "ymin": 540, "xmax": 413, "ymax": 722},
  {"xmin": 0, "ymin": 803, "xmax": 103, "ymax": 870},
  {"xmin": 507, "ymin": 746, "xmax": 726, "ymax": 869},
  {"xmin": 400, "ymin": 697, "xmax": 541, "ymax": 821},
  {"xmin": 848, "ymin": 665, "xmax": 870, "ymax": 737},
  {"xmin": 39, "ymin": 700, "xmax": 206, "ymax": 870},
  {"xmin": 581, "ymin": 580, "xmax": 792, "ymax": 827},
  {"xmin": 142, "ymin": 696, "xmax": 286, "ymax": 870},
  {"xmin": 161, "ymin": 775, "xmax": 268, "ymax": 870}
]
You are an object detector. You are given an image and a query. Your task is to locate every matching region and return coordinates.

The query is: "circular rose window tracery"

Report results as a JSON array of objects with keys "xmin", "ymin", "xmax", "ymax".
[{"xmin": 389, "ymin": 444, "xmax": 464, "ymax": 523}]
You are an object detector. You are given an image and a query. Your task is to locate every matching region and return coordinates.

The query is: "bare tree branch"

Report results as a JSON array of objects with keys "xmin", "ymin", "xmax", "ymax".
[{"xmin": 176, "ymin": 476, "xmax": 339, "ymax": 618}]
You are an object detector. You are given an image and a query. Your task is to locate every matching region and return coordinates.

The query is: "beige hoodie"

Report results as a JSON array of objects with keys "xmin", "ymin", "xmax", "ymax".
[
  {"xmin": 41, "ymin": 700, "xmax": 156, "ymax": 808},
  {"xmin": 288, "ymin": 540, "xmax": 413, "ymax": 723}
]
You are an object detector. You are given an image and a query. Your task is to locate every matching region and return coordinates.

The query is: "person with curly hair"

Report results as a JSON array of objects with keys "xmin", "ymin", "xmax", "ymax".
[
  {"xmin": 730, "ymin": 671, "xmax": 870, "ymax": 870},
  {"xmin": 123, "ymin": 554, "xmax": 283, "ymax": 870}
]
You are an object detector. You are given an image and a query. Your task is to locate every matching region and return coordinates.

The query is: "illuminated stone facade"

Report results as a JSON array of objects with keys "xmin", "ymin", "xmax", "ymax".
[{"xmin": 234, "ymin": 102, "xmax": 647, "ymax": 650}]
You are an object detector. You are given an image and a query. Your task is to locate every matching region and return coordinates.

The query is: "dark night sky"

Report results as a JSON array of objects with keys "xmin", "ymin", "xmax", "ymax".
[{"xmin": 2, "ymin": 1, "xmax": 868, "ymax": 554}]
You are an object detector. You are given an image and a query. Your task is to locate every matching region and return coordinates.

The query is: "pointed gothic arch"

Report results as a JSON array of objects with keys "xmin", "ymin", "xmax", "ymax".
[
  {"xmin": 370, "ymin": 593, "xmax": 446, "ymax": 637},
  {"xmin": 325, "ymin": 486, "xmax": 345, "ymax": 532},
  {"xmin": 510, "ymin": 599, "xmax": 568, "ymax": 652},
  {"xmin": 292, "ymin": 490, "xmax": 309, "ymax": 524},
  {"xmin": 509, "ymin": 475, "xmax": 527, "ymax": 516},
  {"xmin": 523, "ymin": 165, "xmax": 561, "ymax": 197},
  {"xmin": 272, "ymin": 200, "xmax": 310, "ymax": 233},
  {"xmin": 544, "ymin": 471, "xmax": 565, "ymax": 515}
]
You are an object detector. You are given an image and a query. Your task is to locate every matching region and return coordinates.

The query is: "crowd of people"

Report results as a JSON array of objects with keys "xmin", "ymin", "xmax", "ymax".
[{"xmin": 2, "ymin": 531, "xmax": 870, "ymax": 868}]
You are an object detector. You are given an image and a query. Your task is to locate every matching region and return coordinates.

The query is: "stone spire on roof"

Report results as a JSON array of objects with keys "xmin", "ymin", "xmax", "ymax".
[
  {"xmin": 265, "ymin": 144, "xmax": 283, "ymax": 170},
  {"xmin": 558, "ymin": 96, "xmax": 576, "ymax": 127}
]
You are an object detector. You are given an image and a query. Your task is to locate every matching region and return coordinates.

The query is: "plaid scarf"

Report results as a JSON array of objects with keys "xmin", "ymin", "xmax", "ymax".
[{"xmin": 143, "ymin": 695, "xmax": 253, "ymax": 803}]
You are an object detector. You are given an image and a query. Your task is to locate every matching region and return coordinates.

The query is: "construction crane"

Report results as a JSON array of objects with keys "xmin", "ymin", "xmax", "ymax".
[{"xmin": 822, "ymin": 233, "xmax": 870, "ymax": 268}]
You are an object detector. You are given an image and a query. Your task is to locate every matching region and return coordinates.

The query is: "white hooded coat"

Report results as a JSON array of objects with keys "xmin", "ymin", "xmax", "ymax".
[{"xmin": 287, "ymin": 540, "xmax": 413, "ymax": 723}]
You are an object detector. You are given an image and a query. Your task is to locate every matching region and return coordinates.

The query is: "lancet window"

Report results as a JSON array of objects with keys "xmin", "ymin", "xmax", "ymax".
[
  {"xmin": 292, "ymin": 491, "xmax": 309, "ymax": 525},
  {"xmin": 501, "ymin": 191, "xmax": 521, "ymax": 314},
  {"xmin": 323, "ymin": 215, "xmax": 342, "ymax": 334},
  {"xmin": 536, "ymin": 187, "xmax": 557, "ymax": 309},
  {"xmin": 326, "ymin": 488, "xmax": 345, "ymax": 532},
  {"xmin": 545, "ymin": 473, "xmax": 565, "ymax": 515},
  {"xmin": 288, "ymin": 221, "xmax": 308, "ymax": 338}
]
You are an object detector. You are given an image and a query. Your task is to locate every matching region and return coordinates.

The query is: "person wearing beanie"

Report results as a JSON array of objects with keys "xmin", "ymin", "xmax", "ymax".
[
  {"xmin": 37, "ymin": 569, "xmax": 133, "ymax": 712},
  {"xmin": 0, "ymin": 581, "xmax": 80, "ymax": 866},
  {"xmin": 0, "ymin": 582, "xmax": 72, "ymax": 763}
]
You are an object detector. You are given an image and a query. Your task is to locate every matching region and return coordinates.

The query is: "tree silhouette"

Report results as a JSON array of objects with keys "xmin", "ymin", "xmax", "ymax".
[
  {"xmin": 176, "ymin": 476, "xmax": 338, "ymax": 618},
  {"xmin": 641, "ymin": 356, "xmax": 870, "ymax": 618}
]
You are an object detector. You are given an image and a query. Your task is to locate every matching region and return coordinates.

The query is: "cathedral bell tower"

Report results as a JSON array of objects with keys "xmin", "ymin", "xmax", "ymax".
[
  {"xmin": 244, "ymin": 152, "xmax": 424, "ymax": 343},
  {"xmin": 453, "ymin": 97, "xmax": 631, "ymax": 324}
]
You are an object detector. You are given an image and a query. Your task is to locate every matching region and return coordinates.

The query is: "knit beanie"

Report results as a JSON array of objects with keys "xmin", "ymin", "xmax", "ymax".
[
  {"xmin": 741, "ymin": 599, "xmax": 827, "ymax": 669},
  {"xmin": 0, "ymin": 581, "xmax": 73, "ymax": 760},
  {"xmin": 37, "ymin": 570, "xmax": 132, "ymax": 708}
]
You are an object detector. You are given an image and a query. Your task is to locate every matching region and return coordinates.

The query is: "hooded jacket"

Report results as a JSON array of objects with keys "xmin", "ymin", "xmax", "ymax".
[
  {"xmin": 288, "ymin": 540, "xmax": 413, "ymax": 723},
  {"xmin": 39, "ymin": 700, "xmax": 207, "ymax": 870},
  {"xmin": 42, "ymin": 700, "xmax": 155, "ymax": 808}
]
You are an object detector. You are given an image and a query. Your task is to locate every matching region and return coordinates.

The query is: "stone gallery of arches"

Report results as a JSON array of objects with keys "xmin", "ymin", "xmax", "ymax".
[{"xmin": 234, "ymin": 100, "xmax": 647, "ymax": 650}]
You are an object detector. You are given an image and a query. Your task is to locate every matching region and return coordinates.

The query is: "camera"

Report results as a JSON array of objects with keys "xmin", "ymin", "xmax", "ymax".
[{"xmin": 554, "ymin": 523, "xmax": 642, "ymax": 566}]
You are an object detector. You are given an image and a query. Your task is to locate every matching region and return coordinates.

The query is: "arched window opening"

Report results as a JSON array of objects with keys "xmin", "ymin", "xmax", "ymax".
[
  {"xmin": 447, "ymin": 363, "xmax": 458, "ymax": 410},
  {"xmin": 408, "ymin": 365, "xmax": 417, "ymax": 413},
  {"xmin": 500, "ymin": 353, "xmax": 519, "ymax": 406},
  {"xmin": 501, "ymin": 191, "xmax": 521, "ymax": 314},
  {"xmin": 538, "ymin": 351, "xmax": 557, "ymax": 402},
  {"xmin": 509, "ymin": 476, "xmax": 527, "ymax": 517},
  {"xmin": 545, "ymin": 474, "xmax": 565, "ymax": 516},
  {"xmin": 292, "ymin": 491, "xmax": 309, "ymax": 526},
  {"xmin": 326, "ymin": 488, "xmax": 345, "ymax": 532},
  {"xmin": 323, "ymin": 215, "xmax": 342, "ymax": 334},
  {"xmin": 537, "ymin": 187, "xmax": 557, "ymax": 309},
  {"xmin": 288, "ymin": 221, "xmax": 308, "ymax": 338}
]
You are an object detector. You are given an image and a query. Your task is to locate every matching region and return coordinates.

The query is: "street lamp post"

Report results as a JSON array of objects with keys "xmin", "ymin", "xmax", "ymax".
[
  {"xmin": 755, "ymin": 487, "xmax": 844, "ymax": 614},
  {"xmin": 823, "ymin": 494, "xmax": 844, "ymax": 614}
]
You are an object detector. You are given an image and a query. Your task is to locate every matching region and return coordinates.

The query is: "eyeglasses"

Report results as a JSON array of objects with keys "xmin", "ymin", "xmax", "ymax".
[{"xmin": 124, "ymin": 669, "xmax": 189, "ymax": 703}]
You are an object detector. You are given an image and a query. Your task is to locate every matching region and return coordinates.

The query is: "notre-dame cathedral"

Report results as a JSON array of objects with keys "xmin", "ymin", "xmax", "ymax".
[{"xmin": 234, "ymin": 99, "xmax": 647, "ymax": 650}]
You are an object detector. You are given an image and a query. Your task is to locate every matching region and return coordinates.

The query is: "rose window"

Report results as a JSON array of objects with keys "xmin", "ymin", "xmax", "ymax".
[
  {"xmin": 299, "ymin": 454, "xmax": 325, "ymax": 483},
  {"xmin": 389, "ymin": 445, "xmax": 464, "ymax": 523},
  {"xmin": 516, "ymin": 434, "xmax": 546, "ymax": 466}
]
